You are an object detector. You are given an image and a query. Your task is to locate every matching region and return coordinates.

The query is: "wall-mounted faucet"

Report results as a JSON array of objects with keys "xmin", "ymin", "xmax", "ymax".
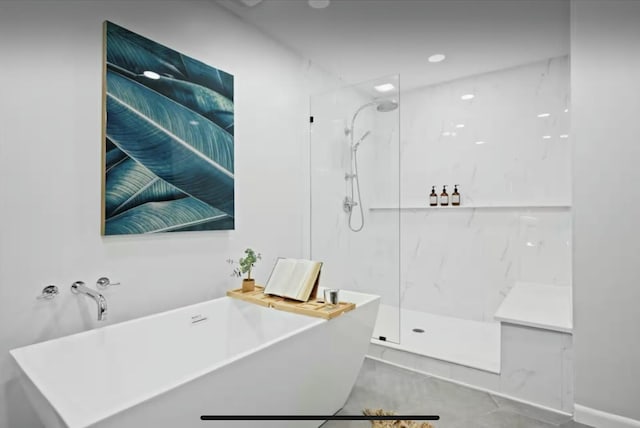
[{"xmin": 70, "ymin": 281, "xmax": 108, "ymax": 321}]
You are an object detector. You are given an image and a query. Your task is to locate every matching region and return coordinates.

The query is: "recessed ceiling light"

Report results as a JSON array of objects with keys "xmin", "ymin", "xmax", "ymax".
[
  {"xmin": 560, "ymin": 134, "xmax": 569, "ymax": 139},
  {"xmin": 475, "ymin": 141, "xmax": 486, "ymax": 145},
  {"xmin": 461, "ymin": 94, "xmax": 475, "ymax": 100},
  {"xmin": 537, "ymin": 113, "xmax": 551, "ymax": 118},
  {"xmin": 374, "ymin": 83, "xmax": 395, "ymax": 93},
  {"xmin": 542, "ymin": 135, "xmax": 552, "ymax": 139},
  {"xmin": 143, "ymin": 70, "xmax": 160, "ymax": 80},
  {"xmin": 456, "ymin": 124, "xmax": 465, "ymax": 128},
  {"xmin": 564, "ymin": 108, "xmax": 569, "ymax": 113},
  {"xmin": 428, "ymin": 54, "xmax": 446, "ymax": 63},
  {"xmin": 308, "ymin": 0, "xmax": 330, "ymax": 8}
]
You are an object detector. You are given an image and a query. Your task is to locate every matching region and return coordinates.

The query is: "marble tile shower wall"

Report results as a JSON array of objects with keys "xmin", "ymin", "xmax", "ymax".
[
  {"xmin": 396, "ymin": 56, "xmax": 571, "ymax": 321},
  {"xmin": 311, "ymin": 57, "xmax": 569, "ymax": 323}
]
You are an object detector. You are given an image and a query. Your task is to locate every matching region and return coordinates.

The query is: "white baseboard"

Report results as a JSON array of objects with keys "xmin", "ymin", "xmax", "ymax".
[{"xmin": 575, "ymin": 404, "xmax": 640, "ymax": 428}]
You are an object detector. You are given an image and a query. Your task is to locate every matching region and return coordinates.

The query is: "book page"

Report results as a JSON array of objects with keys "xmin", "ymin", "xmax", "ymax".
[
  {"xmin": 264, "ymin": 258, "xmax": 296, "ymax": 296},
  {"xmin": 264, "ymin": 258, "xmax": 321, "ymax": 300},
  {"xmin": 293, "ymin": 260, "xmax": 320, "ymax": 300}
]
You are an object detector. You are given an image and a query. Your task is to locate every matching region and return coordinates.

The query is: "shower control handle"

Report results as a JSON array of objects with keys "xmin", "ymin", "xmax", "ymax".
[
  {"xmin": 37, "ymin": 285, "xmax": 59, "ymax": 300},
  {"xmin": 343, "ymin": 196, "xmax": 358, "ymax": 213}
]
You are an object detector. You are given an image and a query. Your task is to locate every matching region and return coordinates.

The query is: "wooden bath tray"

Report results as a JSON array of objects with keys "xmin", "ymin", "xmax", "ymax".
[{"xmin": 226, "ymin": 286, "xmax": 355, "ymax": 320}]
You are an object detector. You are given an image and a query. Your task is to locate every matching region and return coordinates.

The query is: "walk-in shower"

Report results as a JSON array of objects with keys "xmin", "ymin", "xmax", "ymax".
[
  {"xmin": 312, "ymin": 58, "xmax": 570, "ymax": 377},
  {"xmin": 343, "ymin": 99, "xmax": 398, "ymax": 232}
]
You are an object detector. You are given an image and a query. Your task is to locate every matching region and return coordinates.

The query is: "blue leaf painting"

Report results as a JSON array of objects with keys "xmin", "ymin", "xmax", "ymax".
[
  {"xmin": 106, "ymin": 137, "xmax": 118, "ymax": 152},
  {"xmin": 106, "ymin": 63, "xmax": 234, "ymax": 135},
  {"xmin": 105, "ymin": 21, "xmax": 233, "ymax": 104},
  {"xmin": 105, "ymin": 146, "xmax": 128, "ymax": 171},
  {"xmin": 105, "ymin": 157, "xmax": 186, "ymax": 217},
  {"xmin": 105, "ymin": 198, "xmax": 232, "ymax": 235},
  {"xmin": 103, "ymin": 21, "xmax": 234, "ymax": 235},
  {"xmin": 106, "ymin": 71, "xmax": 234, "ymax": 213},
  {"xmin": 181, "ymin": 55, "xmax": 234, "ymax": 101},
  {"xmin": 106, "ymin": 22, "xmax": 187, "ymax": 80}
]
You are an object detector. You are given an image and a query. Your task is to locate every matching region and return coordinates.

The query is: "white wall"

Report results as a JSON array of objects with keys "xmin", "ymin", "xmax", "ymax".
[
  {"xmin": 572, "ymin": 0, "xmax": 640, "ymax": 424},
  {"xmin": 0, "ymin": 1, "xmax": 336, "ymax": 426}
]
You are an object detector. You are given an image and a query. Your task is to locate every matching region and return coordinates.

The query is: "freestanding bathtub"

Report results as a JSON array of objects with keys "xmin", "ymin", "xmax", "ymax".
[{"xmin": 10, "ymin": 288, "xmax": 379, "ymax": 428}]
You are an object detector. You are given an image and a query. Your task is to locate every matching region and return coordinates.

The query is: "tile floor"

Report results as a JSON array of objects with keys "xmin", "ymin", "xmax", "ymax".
[{"xmin": 323, "ymin": 358, "xmax": 591, "ymax": 428}]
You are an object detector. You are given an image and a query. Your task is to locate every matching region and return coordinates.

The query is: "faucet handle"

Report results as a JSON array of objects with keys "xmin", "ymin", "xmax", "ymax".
[
  {"xmin": 96, "ymin": 277, "xmax": 120, "ymax": 289},
  {"xmin": 37, "ymin": 285, "xmax": 59, "ymax": 300},
  {"xmin": 70, "ymin": 281, "xmax": 84, "ymax": 294}
]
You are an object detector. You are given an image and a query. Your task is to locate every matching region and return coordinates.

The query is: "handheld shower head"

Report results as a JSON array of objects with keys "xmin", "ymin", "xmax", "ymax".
[
  {"xmin": 358, "ymin": 130, "xmax": 371, "ymax": 143},
  {"xmin": 353, "ymin": 130, "xmax": 371, "ymax": 151}
]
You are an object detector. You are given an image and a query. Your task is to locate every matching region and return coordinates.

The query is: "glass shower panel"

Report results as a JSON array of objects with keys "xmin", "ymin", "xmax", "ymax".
[{"xmin": 310, "ymin": 75, "xmax": 400, "ymax": 343}]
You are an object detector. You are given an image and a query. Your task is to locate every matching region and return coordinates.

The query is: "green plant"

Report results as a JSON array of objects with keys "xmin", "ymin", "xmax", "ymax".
[{"xmin": 228, "ymin": 248, "xmax": 261, "ymax": 280}]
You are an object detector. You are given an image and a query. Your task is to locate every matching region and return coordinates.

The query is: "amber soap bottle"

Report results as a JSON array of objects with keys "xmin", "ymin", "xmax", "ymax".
[
  {"xmin": 452, "ymin": 184, "xmax": 461, "ymax": 206},
  {"xmin": 440, "ymin": 185, "xmax": 449, "ymax": 206},
  {"xmin": 429, "ymin": 186, "xmax": 438, "ymax": 206}
]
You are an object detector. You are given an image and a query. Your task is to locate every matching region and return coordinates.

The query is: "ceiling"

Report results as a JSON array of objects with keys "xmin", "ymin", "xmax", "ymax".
[{"xmin": 216, "ymin": 0, "xmax": 570, "ymax": 92}]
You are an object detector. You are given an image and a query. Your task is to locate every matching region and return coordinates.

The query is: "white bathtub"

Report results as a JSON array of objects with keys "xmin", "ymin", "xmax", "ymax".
[{"xmin": 10, "ymin": 289, "xmax": 379, "ymax": 428}]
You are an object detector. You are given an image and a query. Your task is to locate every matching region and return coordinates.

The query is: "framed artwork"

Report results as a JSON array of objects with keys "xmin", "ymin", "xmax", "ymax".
[{"xmin": 102, "ymin": 21, "xmax": 234, "ymax": 235}]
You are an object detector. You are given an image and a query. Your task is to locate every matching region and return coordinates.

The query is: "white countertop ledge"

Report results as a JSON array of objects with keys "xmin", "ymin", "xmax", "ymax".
[{"xmin": 494, "ymin": 282, "xmax": 572, "ymax": 333}]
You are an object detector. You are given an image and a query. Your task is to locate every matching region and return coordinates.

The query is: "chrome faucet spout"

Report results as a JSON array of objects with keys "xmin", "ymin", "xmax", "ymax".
[{"xmin": 71, "ymin": 281, "xmax": 108, "ymax": 321}]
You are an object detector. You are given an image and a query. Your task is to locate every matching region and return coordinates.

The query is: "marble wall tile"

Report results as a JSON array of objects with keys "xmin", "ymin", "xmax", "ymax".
[
  {"xmin": 561, "ymin": 334, "xmax": 574, "ymax": 413},
  {"xmin": 500, "ymin": 324, "xmax": 568, "ymax": 409},
  {"xmin": 450, "ymin": 364, "xmax": 502, "ymax": 392},
  {"xmin": 399, "ymin": 209, "xmax": 571, "ymax": 321},
  {"xmin": 367, "ymin": 344, "xmax": 453, "ymax": 380},
  {"xmin": 401, "ymin": 56, "xmax": 570, "ymax": 207}
]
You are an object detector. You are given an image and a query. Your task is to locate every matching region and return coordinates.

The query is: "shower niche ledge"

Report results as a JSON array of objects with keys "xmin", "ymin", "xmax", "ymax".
[{"xmin": 369, "ymin": 203, "xmax": 571, "ymax": 211}]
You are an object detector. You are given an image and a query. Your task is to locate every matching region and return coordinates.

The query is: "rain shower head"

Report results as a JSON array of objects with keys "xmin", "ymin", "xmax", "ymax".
[
  {"xmin": 347, "ymin": 99, "xmax": 399, "ymax": 135},
  {"xmin": 375, "ymin": 100, "xmax": 398, "ymax": 112}
]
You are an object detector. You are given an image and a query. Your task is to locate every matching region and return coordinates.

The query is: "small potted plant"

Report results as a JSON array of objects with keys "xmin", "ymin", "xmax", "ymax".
[{"xmin": 229, "ymin": 248, "xmax": 262, "ymax": 292}]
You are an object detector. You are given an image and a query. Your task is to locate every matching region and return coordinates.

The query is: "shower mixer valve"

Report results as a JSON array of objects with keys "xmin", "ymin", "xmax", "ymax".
[{"xmin": 343, "ymin": 196, "xmax": 358, "ymax": 213}]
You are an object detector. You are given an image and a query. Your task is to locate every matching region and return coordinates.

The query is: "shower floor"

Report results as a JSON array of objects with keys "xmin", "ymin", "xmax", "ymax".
[{"xmin": 371, "ymin": 304, "xmax": 501, "ymax": 373}]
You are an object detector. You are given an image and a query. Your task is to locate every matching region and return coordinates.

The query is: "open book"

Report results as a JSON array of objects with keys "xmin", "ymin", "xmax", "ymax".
[{"xmin": 263, "ymin": 258, "xmax": 323, "ymax": 302}]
